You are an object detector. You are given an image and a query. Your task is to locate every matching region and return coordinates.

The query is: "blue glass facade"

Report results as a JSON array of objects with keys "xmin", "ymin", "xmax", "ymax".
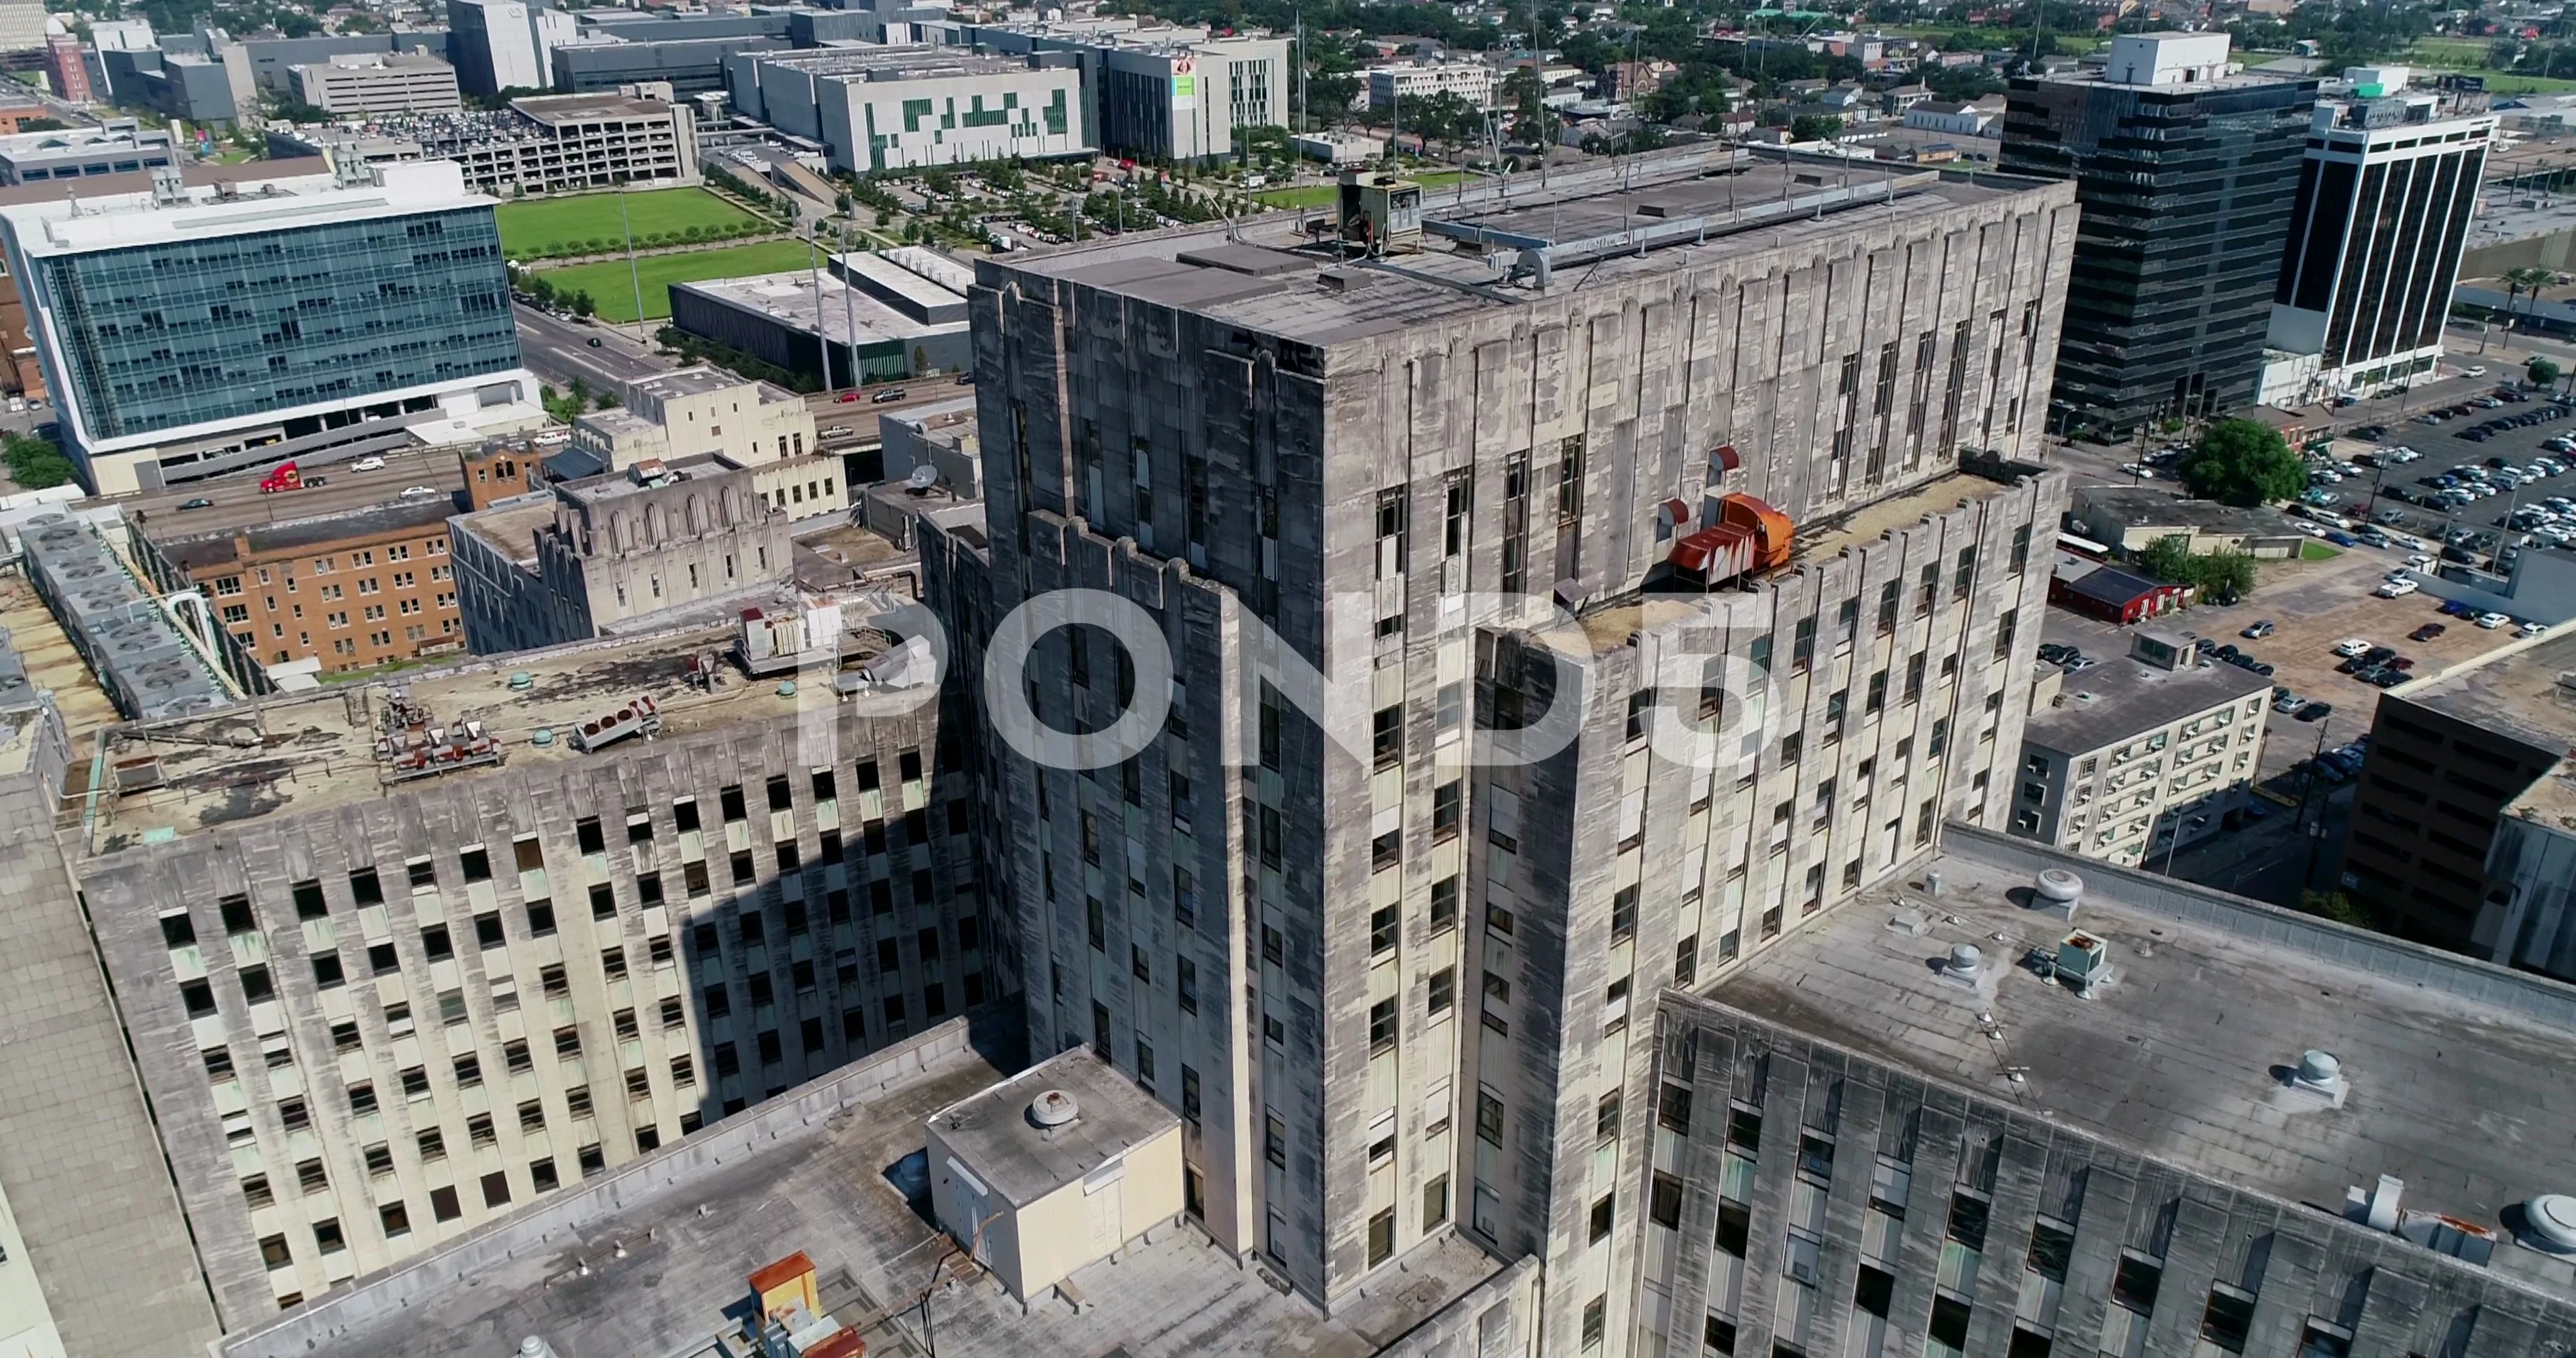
[{"xmin": 38, "ymin": 206, "xmax": 521, "ymax": 443}]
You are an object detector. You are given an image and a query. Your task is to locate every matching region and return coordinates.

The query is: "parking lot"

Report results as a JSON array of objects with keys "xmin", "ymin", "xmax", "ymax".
[
  {"xmin": 2036, "ymin": 541, "xmax": 2522, "ymax": 784},
  {"xmin": 2316, "ymin": 386, "xmax": 2576, "ymax": 581}
]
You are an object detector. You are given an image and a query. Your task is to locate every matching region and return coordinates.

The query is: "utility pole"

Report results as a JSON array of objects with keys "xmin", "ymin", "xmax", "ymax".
[
  {"xmin": 806, "ymin": 229, "xmax": 832, "ymax": 393},
  {"xmin": 619, "ymin": 189, "xmax": 645, "ymax": 345}
]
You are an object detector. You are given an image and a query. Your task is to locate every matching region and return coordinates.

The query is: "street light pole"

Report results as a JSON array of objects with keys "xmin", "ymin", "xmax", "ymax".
[{"xmin": 619, "ymin": 190, "xmax": 647, "ymax": 345}]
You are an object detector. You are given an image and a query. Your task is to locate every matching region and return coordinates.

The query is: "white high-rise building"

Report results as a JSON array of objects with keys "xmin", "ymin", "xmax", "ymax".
[{"xmin": 2262, "ymin": 66, "xmax": 2494, "ymax": 404}]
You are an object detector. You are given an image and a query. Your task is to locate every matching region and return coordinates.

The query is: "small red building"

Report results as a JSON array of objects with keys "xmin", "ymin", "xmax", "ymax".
[{"xmin": 2050, "ymin": 561, "xmax": 2187, "ymax": 624}]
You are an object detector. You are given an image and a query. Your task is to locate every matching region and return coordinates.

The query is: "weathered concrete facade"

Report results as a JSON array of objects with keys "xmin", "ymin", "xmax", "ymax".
[
  {"xmin": 0, "ymin": 691, "xmax": 223, "ymax": 1355},
  {"xmin": 450, "ymin": 455, "xmax": 792, "ymax": 653},
  {"xmin": 1472, "ymin": 458, "xmax": 2061, "ymax": 1358},
  {"xmin": 77, "ymin": 673, "xmax": 981, "ymax": 1323},
  {"xmin": 960, "ymin": 158, "xmax": 2080, "ymax": 1327}
]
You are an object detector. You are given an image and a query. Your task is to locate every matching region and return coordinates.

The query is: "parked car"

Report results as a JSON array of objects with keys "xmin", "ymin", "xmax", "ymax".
[
  {"xmin": 2296, "ymin": 701, "xmax": 2333, "ymax": 722},
  {"xmin": 2241, "ymin": 620, "xmax": 2276, "ymax": 638},
  {"xmin": 2333, "ymin": 638, "xmax": 2371, "ymax": 657},
  {"xmin": 2037, "ymin": 643, "xmax": 2081, "ymax": 664},
  {"xmin": 2326, "ymin": 531, "xmax": 2361, "ymax": 547},
  {"xmin": 2119, "ymin": 463, "xmax": 2157, "ymax": 478},
  {"xmin": 2409, "ymin": 623, "xmax": 2446, "ymax": 642},
  {"xmin": 2374, "ymin": 577, "xmax": 2419, "ymax": 597},
  {"xmin": 2521, "ymin": 622, "xmax": 2553, "ymax": 639},
  {"xmin": 401, "ymin": 485, "xmax": 440, "ymax": 497},
  {"xmin": 2273, "ymin": 691, "xmax": 2304, "ymax": 713},
  {"xmin": 2441, "ymin": 599, "xmax": 2475, "ymax": 616},
  {"xmin": 2476, "ymin": 611, "xmax": 2512, "ymax": 629},
  {"xmin": 835, "ymin": 391, "xmax": 862, "ymax": 403}
]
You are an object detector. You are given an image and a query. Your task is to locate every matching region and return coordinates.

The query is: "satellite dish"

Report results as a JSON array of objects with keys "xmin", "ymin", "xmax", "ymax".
[{"xmin": 904, "ymin": 463, "xmax": 939, "ymax": 492}]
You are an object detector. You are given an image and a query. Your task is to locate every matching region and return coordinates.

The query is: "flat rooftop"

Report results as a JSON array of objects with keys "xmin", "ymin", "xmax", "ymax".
[
  {"xmin": 675, "ymin": 270, "xmax": 968, "ymax": 347},
  {"xmin": 453, "ymin": 495, "xmax": 555, "ymax": 569},
  {"xmin": 2072, "ymin": 483, "xmax": 2299, "ymax": 533},
  {"xmin": 628, "ymin": 366, "xmax": 752, "ymax": 400},
  {"xmin": 2506, "ymin": 756, "xmax": 2576, "ymax": 837},
  {"xmin": 760, "ymin": 44, "xmax": 1043, "ymax": 80},
  {"xmin": 2387, "ymin": 626, "xmax": 2576, "ymax": 752},
  {"xmin": 218, "ymin": 1014, "xmax": 1505, "ymax": 1358},
  {"xmin": 513, "ymin": 92, "xmax": 674, "ymax": 123},
  {"xmin": 930, "ymin": 1049, "xmax": 1177, "ymax": 1206},
  {"xmin": 143, "ymin": 498, "xmax": 462, "ymax": 572},
  {"xmin": 81, "ymin": 612, "xmax": 877, "ymax": 858},
  {"xmin": 982, "ymin": 153, "xmax": 2067, "ymax": 356},
  {"xmin": 1796, "ymin": 466, "xmax": 2014, "ymax": 562},
  {"xmin": 1711, "ymin": 827, "xmax": 2576, "ymax": 1300},
  {"xmin": 2022, "ymin": 648, "xmax": 2272, "ymax": 757}
]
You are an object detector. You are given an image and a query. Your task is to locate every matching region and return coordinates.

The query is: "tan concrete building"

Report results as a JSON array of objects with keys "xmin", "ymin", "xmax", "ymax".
[
  {"xmin": 967, "ymin": 147, "xmax": 2079, "ymax": 1358},
  {"xmin": 70, "ymin": 606, "xmax": 985, "ymax": 1323},
  {"xmin": 447, "ymin": 454, "xmax": 792, "ymax": 654},
  {"xmin": 2008, "ymin": 629, "xmax": 2273, "ymax": 867},
  {"xmin": 570, "ymin": 367, "xmax": 817, "ymax": 477},
  {"xmin": 289, "ymin": 51, "xmax": 463, "ymax": 116}
]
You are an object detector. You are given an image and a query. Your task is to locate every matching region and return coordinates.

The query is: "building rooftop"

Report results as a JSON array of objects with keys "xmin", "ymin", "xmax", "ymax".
[
  {"xmin": 304, "ymin": 50, "xmax": 450, "ymax": 72},
  {"xmin": 142, "ymin": 498, "xmax": 462, "ymax": 572},
  {"xmin": 627, "ymin": 366, "xmax": 753, "ymax": 401},
  {"xmin": 558, "ymin": 454, "xmax": 735, "ymax": 505},
  {"xmin": 928, "ymin": 1048, "xmax": 1179, "ymax": 1208},
  {"xmin": 674, "ymin": 270, "xmax": 969, "ymax": 350},
  {"xmin": 2072, "ymin": 483, "xmax": 2300, "ymax": 534},
  {"xmin": 2057, "ymin": 561, "xmax": 2170, "ymax": 607},
  {"xmin": 512, "ymin": 92, "xmax": 675, "ymax": 123},
  {"xmin": 981, "ymin": 151, "xmax": 2067, "ymax": 357},
  {"xmin": 216, "ymin": 1013, "xmax": 1506, "ymax": 1358},
  {"xmin": 452, "ymin": 495, "xmax": 555, "ymax": 570},
  {"xmin": 2505, "ymin": 756, "xmax": 2576, "ymax": 839},
  {"xmin": 752, "ymin": 43, "xmax": 1042, "ymax": 81},
  {"xmin": 2021, "ymin": 645, "xmax": 2270, "ymax": 756},
  {"xmin": 1712, "ymin": 825, "xmax": 2576, "ymax": 1301},
  {"xmin": 77, "ymin": 599, "xmax": 909, "ymax": 857},
  {"xmin": 0, "ymin": 160, "xmax": 484, "ymax": 257},
  {"xmin": 2387, "ymin": 624, "xmax": 2576, "ymax": 753}
]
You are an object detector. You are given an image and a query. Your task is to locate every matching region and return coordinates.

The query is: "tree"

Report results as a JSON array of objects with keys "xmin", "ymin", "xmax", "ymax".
[
  {"xmin": 2533, "ymin": 356, "xmax": 2562, "ymax": 389},
  {"xmin": 0, "ymin": 431, "xmax": 73, "ymax": 490},
  {"xmin": 1789, "ymin": 114, "xmax": 1844, "ymax": 143},
  {"xmin": 571, "ymin": 290, "xmax": 596, "ymax": 319},
  {"xmin": 2299, "ymin": 889, "xmax": 2375, "ymax": 930},
  {"xmin": 2134, "ymin": 535, "xmax": 2258, "ymax": 604},
  {"xmin": 2178, "ymin": 418, "xmax": 2306, "ymax": 506}
]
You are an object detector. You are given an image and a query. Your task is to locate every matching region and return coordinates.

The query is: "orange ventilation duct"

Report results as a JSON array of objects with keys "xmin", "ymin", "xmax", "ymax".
[{"xmin": 1665, "ymin": 493, "xmax": 1792, "ymax": 588}]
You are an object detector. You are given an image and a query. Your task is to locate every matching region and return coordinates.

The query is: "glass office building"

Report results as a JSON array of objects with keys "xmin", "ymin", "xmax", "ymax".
[
  {"xmin": 2003, "ymin": 37, "xmax": 2318, "ymax": 435},
  {"xmin": 0, "ymin": 162, "xmax": 538, "ymax": 494},
  {"xmin": 36, "ymin": 206, "xmax": 519, "ymax": 443}
]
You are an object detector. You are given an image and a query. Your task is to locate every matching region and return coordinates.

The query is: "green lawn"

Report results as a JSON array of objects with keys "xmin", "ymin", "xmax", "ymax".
[
  {"xmin": 2301, "ymin": 540, "xmax": 2342, "ymax": 561},
  {"xmin": 532, "ymin": 239, "xmax": 826, "ymax": 324},
  {"xmin": 497, "ymin": 188, "xmax": 767, "ymax": 261},
  {"xmin": 1255, "ymin": 169, "xmax": 1469, "ymax": 210}
]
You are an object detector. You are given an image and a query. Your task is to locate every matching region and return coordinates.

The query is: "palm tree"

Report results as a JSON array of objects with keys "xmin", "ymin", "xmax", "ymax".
[{"xmin": 2505, "ymin": 266, "xmax": 2555, "ymax": 332}]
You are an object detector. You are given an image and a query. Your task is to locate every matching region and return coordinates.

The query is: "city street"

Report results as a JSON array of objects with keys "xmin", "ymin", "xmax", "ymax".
[
  {"xmin": 512, "ymin": 303, "xmax": 676, "ymax": 392},
  {"xmin": 116, "ymin": 445, "xmax": 493, "ymax": 524}
]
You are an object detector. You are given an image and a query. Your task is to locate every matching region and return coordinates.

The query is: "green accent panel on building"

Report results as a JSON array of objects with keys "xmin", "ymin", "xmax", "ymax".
[
  {"xmin": 963, "ymin": 94, "xmax": 1008, "ymax": 129},
  {"xmin": 901, "ymin": 97, "xmax": 933, "ymax": 132},
  {"xmin": 1045, "ymin": 87, "xmax": 1068, "ymax": 136}
]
